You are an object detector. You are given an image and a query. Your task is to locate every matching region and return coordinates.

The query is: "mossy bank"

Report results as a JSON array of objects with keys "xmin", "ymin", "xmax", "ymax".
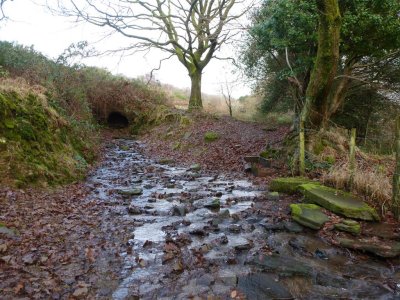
[{"xmin": 0, "ymin": 78, "xmax": 98, "ymax": 187}]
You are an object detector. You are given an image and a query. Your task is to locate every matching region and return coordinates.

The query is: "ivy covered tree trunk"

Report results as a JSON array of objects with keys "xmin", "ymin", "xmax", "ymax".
[
  {"xmin": 301, "ymin": 0, "xmax": 341, "ymax": 128},
  {"xmin": 189, "ymin": 69, "xmax": 203, "ymax": 110}
]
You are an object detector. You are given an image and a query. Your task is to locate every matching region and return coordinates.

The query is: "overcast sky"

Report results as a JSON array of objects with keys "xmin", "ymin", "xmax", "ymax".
[{"xmin": 0, "ymin": 0, "xmax": 252, "ymax": 98}]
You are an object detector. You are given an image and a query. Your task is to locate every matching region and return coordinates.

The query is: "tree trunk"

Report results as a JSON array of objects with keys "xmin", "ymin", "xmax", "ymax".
[
  {"xmin": 301, "ymin": 0, "xmax": 341, "ymax": 128},
  {"xmin": 393, "ymin": 117, "xmax": 400, "ymax": 219},
  {"xmin": 189, "ymin": 69, "xmax": 203, "ymax": 110},
  {"xmin": 325, "ymin": 63, "xmax": 353, "ymax": 121}
]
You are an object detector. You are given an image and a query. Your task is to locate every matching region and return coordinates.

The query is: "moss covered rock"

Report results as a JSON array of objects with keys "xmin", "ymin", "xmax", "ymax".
[
  {"xmin": 299, "ymin": 184, "xmax": 380, "ymax": 221},
  {"xmin": 204, "ymin": 131, "xmax": 219, "ymax": 142},
  {"xmin": 269, "ymin": 177, "xmax": 316, "ymax": 194},
  {"xmin": 204, "ymin": 198, "xmax": 220, "ymax": 209},
  {"xmin": 290, "ymin": 203, "xmax": 329, "ymax": 230}
]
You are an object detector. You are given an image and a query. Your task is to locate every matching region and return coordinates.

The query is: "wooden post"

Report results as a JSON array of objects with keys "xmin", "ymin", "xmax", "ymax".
[
  {"xmin": 393, "ymin": 117, "xmax": 400, "ymax": 220},
  {"xmin": 349, "ymin": 128, "xmax": 356, "ymax": 188},
  {"xmin": 299, "ymin": 121, "xmax": 305, "ymax": 176}
]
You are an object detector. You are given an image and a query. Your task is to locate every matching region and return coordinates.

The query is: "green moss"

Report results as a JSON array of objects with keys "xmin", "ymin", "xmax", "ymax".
[
  {"xmin": 324, "ymin": 155, "xmax": 335, "ymax": 165},
  {"xmin": 334, "ymin": 221, "xmax": 361, "ymax": 235},
  {"xmin": 260, "ymin": 147, "xmax": 281, "ymax": 159},
  {"xmin": 172, "ymin": 142, "xmax": 181, "ymax": 150},
  {"xmin": 4, "ymin": 119, "xmax": 15, "ymax": 129},
  {"xmin": 0, "ymin": 88, "xmax": 96, "ymax": 187},
  {"xmin": 269, "ymin": 177, "xmax": 316, "ymax": 194},
  {"xmin": 180, "ymin": 116, "xmax": 192, "ymax": 127},
  {"xmin": 313, "ymin": 138, "xmax": 325, "ymax": 155},
  {"xmin": 299, "ymin": 184, "xmax": 380, "ymax": 221},
  {"xmin": 204, "ymin": 131, "xmax": 219, "ymax": 142}
]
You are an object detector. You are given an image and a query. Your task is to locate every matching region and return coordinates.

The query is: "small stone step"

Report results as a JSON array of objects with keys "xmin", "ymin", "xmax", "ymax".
[
  {"xmin": 334, "ymin": 219, "xmax": 361, "ymax": 235},
  {"xmin": 290, "ymin": 203, "xmax": 329, "ymax": 230}
]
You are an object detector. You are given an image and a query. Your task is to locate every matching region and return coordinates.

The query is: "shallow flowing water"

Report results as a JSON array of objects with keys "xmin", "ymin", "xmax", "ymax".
[{"xmin": 87, "ymin": 139, "xmax": 400, "ymax": 299}]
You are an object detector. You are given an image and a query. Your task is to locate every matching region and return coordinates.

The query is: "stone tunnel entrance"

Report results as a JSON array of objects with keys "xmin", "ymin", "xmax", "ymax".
[{"xmin": 107, "ymin": 112, "xmax": 129, "ymax": 129}]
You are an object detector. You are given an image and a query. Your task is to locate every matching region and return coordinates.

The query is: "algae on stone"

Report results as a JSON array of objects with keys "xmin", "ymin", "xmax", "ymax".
[
  {"xmin": 290, "ymin": 203, "xmax": 329, "ymax": 230},
  {"xmin": 299, "ymin": 184, "xmax": 380, "ymax": 221},
  {"xmin": 270, "ymin": 177, "xmax": 316, "ymax": 194}
]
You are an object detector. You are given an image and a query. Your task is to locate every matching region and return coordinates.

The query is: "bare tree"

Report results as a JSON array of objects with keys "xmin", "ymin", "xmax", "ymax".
[
  {"xmin": 52, "ymin": 0, "xmax": 247, "ymax": 110},
  {"xmin": 221, "ymin": 79, "xmax": 233, "ymax": 117}
]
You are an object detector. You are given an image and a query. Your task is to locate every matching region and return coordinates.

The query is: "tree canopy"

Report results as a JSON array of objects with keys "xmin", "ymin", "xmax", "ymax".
[{"xmin": 241, "ymin": 0, "xmax": 400, "ymax": 127}]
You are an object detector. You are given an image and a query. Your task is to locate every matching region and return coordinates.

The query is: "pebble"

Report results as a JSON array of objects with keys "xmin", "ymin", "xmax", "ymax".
[
  {"xmin": 128, "ymin": 205, "xmax": 142, "ymax": 215},
  {"xmin": 228, "ymin": 224, "xmax": 241, "ymax": 233}
]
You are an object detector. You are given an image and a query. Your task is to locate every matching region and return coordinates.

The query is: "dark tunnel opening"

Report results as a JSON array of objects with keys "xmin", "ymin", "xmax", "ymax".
[{"xmin": 107, "ymin": 112, "xmax": 129, "ymax": 129}]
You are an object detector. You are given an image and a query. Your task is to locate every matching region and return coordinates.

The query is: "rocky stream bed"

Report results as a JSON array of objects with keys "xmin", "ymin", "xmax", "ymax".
[{"xmin": 85, "ymin": 138, "xmax": 400, "ymax": 299}]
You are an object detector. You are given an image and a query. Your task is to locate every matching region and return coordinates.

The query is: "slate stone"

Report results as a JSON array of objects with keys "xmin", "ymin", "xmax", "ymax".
[
  {"xmin": 238, "ymin": 273, "xmax": 293, "ymax": 300},
  {"xmin": 247, "ymin": 254, "xmax": 313, "ymax": 277},
  {"xmin": 337, "ymin": 237, "xmax": 400, "ymax": 258},
  {"xmin": 118, "ymin": 188, "xmax": 143, "ymax": 196}
]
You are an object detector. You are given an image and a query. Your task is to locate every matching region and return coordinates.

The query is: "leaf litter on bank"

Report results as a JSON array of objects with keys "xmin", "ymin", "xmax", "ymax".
[{"xmin": 0, "ymin": 182, "xmax": 130, "ymax": 299}]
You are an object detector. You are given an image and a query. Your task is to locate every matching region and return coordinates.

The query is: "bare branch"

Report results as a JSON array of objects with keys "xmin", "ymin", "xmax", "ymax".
[
  {"xmin": 0, "ymin": 0, "xmax": 10, "ymax": 21},
  {"xmin": 147, "ymin": 53, "xmax": 175, "ymax": 85},
  {"xmin": 285, "ymin": 47, "xmax": 303, "ymax": 91}
]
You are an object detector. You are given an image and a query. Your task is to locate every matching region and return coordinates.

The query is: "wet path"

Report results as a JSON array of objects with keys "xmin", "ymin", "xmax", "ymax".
[{"xmin": 87, "ymin": 139, "xmax": 400, "ymax": 299}]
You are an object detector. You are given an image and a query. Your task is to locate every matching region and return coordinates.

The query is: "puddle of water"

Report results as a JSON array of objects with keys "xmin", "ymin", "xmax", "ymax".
[{"xmin": 133, "ymin": 216, "xmax": 182, "ymax": 242}]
